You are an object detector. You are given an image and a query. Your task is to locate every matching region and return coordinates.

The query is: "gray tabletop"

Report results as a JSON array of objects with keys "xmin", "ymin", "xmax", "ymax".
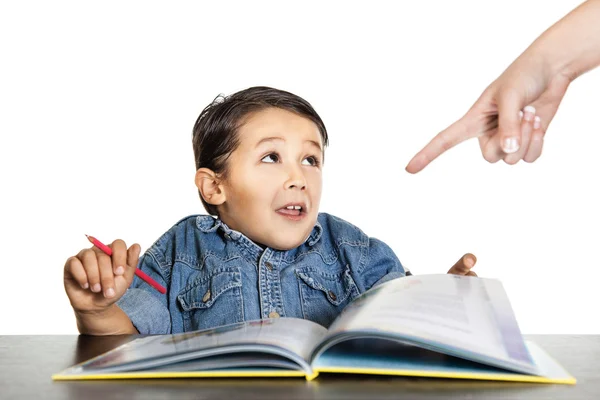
[{"xmin": 0, "ymin": 335, "xmax": 598, "ymax": 399}]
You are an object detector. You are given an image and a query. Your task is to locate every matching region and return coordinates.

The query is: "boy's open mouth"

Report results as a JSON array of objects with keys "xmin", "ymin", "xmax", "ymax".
[
  {"xmin": 277, "ymin": 205, "xmax": 302, "ymax": 216},
  {"xmin": 275, "ymin": 203, "xmax": 306, "ymax": 219}
]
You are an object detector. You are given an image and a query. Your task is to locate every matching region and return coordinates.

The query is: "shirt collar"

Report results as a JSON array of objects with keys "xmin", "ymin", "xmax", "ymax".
[{"xmin": 196, "ymin": 215, "xmax": 323, "ymax": 247}]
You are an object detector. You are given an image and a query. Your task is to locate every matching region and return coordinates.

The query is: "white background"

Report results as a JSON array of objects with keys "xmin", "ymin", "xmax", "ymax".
[{"xmin": 1, "ymin": 0, "xmax": 598, "ymax": 335}]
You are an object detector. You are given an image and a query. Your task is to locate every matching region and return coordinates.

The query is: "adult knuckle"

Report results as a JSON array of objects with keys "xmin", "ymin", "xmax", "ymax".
[
  {"xmin": 439, "ymin": 136, "xmax": 454, "ymax": 152},
  {"xmin": 482, "ymin": 151, "xmax": 498, "ymax": 163},
  {"xmin": 503, "ymin": 156, "xmax": 519, "ymax": 165}
]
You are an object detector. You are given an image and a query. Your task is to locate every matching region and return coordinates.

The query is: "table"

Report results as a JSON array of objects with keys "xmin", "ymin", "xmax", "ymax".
[{"xmin": 1, "ymin": 335, "xmax": 598, "ymax": 399}]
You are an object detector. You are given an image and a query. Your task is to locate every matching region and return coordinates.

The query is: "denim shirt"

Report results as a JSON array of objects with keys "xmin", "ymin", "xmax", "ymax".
[{"xmin": 117, "ymin": 212, "xmax": 406, "ymax": 334}]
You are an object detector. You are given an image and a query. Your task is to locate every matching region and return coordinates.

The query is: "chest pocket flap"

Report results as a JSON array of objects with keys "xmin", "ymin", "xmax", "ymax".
[
  {"xmin": 177, "ymin": 268, "xmax": 242, "ymax": 311},
  {"xmin": 296, "ymin": 265, "xmax": 357, "ymax": 306},
  {"xmin": 296, "ymin": 265, "xmax": 359, "ymax": 327}
]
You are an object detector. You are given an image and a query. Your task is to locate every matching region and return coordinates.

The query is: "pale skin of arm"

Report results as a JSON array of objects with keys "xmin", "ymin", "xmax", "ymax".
[{"xmin": 405, "ymin": 0, "xmax": 600, "ymax": 173}]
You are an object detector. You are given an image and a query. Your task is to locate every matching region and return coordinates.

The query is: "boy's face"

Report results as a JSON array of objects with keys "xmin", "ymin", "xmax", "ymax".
[{"xmin": 218, "ymin": 107, "xmax": 323, "ymax": 250}]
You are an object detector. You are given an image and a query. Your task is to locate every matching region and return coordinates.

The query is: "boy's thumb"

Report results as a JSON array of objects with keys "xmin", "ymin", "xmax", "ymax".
[{"xmin": 125, "ymin": 243, "xmax": 142, "ymax": 282}]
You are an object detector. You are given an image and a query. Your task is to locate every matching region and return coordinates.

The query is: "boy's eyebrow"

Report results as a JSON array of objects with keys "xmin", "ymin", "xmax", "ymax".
[{"xmin": 255, "ymin": 136, "xmax": 323, "ymax": 152}]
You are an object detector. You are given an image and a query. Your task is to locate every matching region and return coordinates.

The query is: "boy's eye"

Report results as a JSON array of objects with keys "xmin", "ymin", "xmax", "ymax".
[
  {"xmin": 302, "ymin": 156, "xmax": 320, "ymax": 167},
  {"xmin": 261, "ymin": 153, "xmax": 279, "ymax": 163}
]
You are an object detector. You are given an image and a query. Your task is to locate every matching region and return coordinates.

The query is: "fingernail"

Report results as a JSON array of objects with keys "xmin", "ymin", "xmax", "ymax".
[
  {"xmin": 465, "ymin": 258, "xmax": 474, "ymax": 268},
  {"xmin": 105, "ymin": 288, "xmax": 115, "ymax": 298},
  {"xmin": 533, "ymin": 116, "xmax": 541, "ymax": 130},
  {"xmin": 523, "ymin": 105, "xmax": 536, "ymax": 121},
  {"xmin": 518, "ymin": 110, "xmax": 523, "ymax": 120},
  {"xmin": 115, "ymin": 266, "xmax": 125, "ymax": 275},
  {"xmin": 92, "ymin": 283, "xmax": 101, "ymax": 293},
  {"xmin": 502, "ymin": 137, "xmax": 519, "ymax": 153},
  {"xmin": 81, "ymin": 282, "xmax": 89, "ymax": 290}
]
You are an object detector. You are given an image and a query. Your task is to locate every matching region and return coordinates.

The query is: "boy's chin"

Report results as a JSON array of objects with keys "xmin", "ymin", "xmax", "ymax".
[
  {"xmin": 269, "ymin": 240, "xmax": 303, "ymax": 251},
  {"xmin": 265, "ymin": 235, "xmax": 308, "ymax": 251}
]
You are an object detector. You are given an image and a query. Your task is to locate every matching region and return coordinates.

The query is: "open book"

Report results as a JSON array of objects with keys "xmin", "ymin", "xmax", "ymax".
[{"xmin": 53, "ymin": 274, "xmax": 575, "ymax": 384}]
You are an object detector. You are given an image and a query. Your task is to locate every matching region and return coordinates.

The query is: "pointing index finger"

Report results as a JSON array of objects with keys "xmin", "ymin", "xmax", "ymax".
[{"xmin": 405, "ymin": 118, "xmax": 474, "ymax": 174}]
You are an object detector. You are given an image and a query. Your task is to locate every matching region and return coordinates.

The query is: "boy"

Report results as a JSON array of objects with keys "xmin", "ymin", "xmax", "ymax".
[{"xmin": 64, "ymin": 87, "xmax": 477, "ymax": 335}]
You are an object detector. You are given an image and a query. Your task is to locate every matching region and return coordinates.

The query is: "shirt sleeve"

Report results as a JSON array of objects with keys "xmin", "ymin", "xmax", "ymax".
[
  {"xmin": 116, "ymin": 252, "xmax": 171, "ymax": 334},
  {"xmin": 358, "ymin": 237, "xmax": 407, "ymax": 292}
]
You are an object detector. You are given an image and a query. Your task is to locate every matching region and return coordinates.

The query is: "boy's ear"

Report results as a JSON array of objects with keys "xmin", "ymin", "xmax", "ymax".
[{"xmin": 195, "ymin": 168, "xmax": 226, "ymax": 206}]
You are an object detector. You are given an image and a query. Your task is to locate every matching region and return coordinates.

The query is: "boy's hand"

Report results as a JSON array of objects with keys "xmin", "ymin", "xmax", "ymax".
[
  {"xmin": 446, "ymin": 253, "xmax": 478, "ymax": 277},
  {"xmin": 64, "ymin": 240, "xmax": 141, "ymax": 314}
]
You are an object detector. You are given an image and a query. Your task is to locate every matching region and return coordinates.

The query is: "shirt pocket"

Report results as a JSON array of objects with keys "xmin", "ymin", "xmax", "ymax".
[
  {"xmin": 177, "ymin": 267, "xmax": 244, "ymax": 332},
  {"xmin": 296, "ymin": 264, "xmax": 359, "ymax": 327}
]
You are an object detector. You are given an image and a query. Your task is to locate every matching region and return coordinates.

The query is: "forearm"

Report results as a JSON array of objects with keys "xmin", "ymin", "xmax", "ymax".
[
  {"xmin": 75, "ymin": 304, "xmax": 138, "ymax": 335},
  {"xmin": 530, "ymin": 0, "xmax": 600, "ymax": 80}
]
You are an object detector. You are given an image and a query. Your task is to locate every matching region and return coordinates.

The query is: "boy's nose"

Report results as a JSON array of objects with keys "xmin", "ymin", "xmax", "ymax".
[{"xmin": 284, "ymin": 167, "xmax": 307, "ymax": 190}]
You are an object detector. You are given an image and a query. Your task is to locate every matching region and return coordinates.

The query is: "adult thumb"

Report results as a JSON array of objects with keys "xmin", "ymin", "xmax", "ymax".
[{"xmin": 497, "ymin": 88, "xmax": 525, "ymax": 154}]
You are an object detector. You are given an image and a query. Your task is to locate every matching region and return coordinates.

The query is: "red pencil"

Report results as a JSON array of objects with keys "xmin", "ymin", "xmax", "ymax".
[{"xmin": 85, "ymin": 234, "xmax": 167, "ymax": 295}]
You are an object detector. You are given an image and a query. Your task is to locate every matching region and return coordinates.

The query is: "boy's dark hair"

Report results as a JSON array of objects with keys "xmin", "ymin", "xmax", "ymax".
[{"xmin": 192, "ymin": 86, "xmax": 329, "ymax": 216}]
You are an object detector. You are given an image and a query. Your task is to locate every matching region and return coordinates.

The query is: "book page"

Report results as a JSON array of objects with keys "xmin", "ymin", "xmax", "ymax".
[
  {"xmin": 321, "ymin": 274, "xmax": 536, "ymax": 374},
  {"xmin": 79, "ymin": 318, "xmax": 327, "ymax": 372}
]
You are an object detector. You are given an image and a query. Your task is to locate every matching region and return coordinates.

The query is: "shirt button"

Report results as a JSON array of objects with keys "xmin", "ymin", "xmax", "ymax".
[
  {"xmin": 328, "ymin": 291, "xmax": 337, "ymax": 301},
  {"xmin": 265, "ymin": 262, "xmax": 273, "ymax": 271},
  {"xmin": 202, "ymin": 290, "xmax": 211, "ymax": 303},
  {"xmin": 268, "ymin": 311, "xmax": 280, "ymax": 318}
]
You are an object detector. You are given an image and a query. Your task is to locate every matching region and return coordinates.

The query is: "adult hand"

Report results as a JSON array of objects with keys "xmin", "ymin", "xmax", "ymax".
[
  {"xmin": 406, "ymin": 0, "xmax": 600, "ymax": 173},
  {"xmin": 405, "ymin": 56, "xmax": 571, "ymax": 173}
]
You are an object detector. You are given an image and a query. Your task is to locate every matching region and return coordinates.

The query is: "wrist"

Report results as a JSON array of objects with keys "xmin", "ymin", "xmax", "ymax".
[
  {"xmin": 75, "ymin": 303, "xmax": 118, "ymax": 320},
  {"xmin": 75, "ymin": 304, "xmax": 136, "ymax": 335},
  {"xmin": 533, "ymin": 39, "xmax": 579, "ymax": 83},
  {"xmin": 529, "ymin": 0, "xmax": 600, "ymax": 82}
]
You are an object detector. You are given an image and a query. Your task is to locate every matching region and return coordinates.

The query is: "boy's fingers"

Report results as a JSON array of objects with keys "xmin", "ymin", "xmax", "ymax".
[
  {"xmin": 125, "ymin": 243, "xmax": 142, "ymax": 283},
  {"xmin": 464, "ymin": 253, "xmax": 477, "ymax": 268},
  {"xmin": 98, "ymin": 253, "xmax": 116, "ymax": 298},
  {"xmin": 110, "ymin": 239, "xmax": 127, "ymax": 275},
  {"xmin": 89, "ymin": 245, "xmax": 104, "ymax": 255},
  {"xmin": 79, "ymin": 249, "xmax": 101, "ymax": 293},
  {"xmin": 405, "ymin": 118, "xmax": 473, "ymax": 174},
  {"xmin": 64, "ymin": 256, "xmax": 89, "ymax": 290},
  {"xmin": 448, "ymin": 253, "xmax": 477, "ymax": 275},
  {"xmin": 497, "ymin": 89, "xmax": 524, "ymax": 154}
]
